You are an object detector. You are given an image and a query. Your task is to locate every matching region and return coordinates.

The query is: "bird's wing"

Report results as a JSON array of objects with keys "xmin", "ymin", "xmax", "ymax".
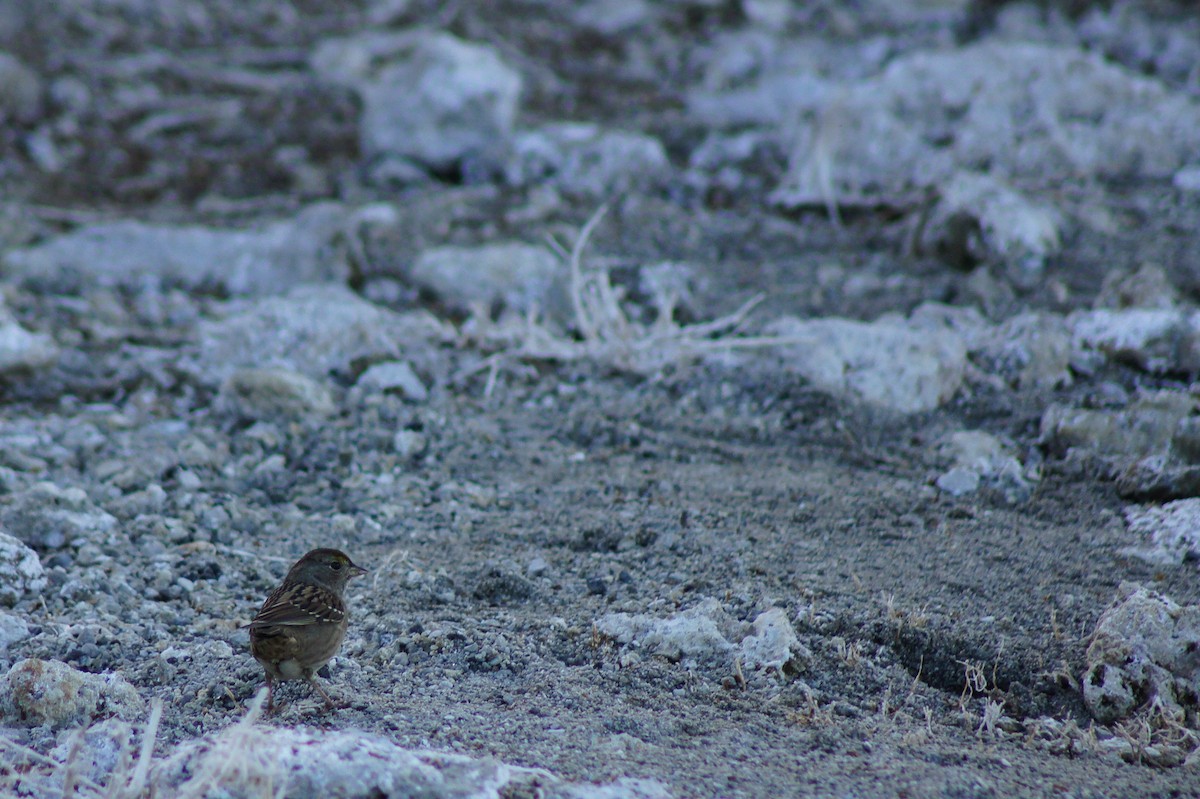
[{"xmin": 248, "ymin": 583, "xmax": 346, "ymax": 627}]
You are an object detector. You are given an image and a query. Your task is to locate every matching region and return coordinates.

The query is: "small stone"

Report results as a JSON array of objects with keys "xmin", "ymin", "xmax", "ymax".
[
  {"xmin": 0, "ymin": 612, "xmax": 30, "ymax": 651},
  {"xmin": 218, "ymin": 367, "xmax": 336, "ymax": 421},
  {"xmin": 0, "ymin": 311, "xmax": 58, "ymax": 374},
  {"xmin": 354, "ymin": 361, "xmax": 428, "ymax": 402},
  {"xmin": 924, "ymin": 170, "xmax": 1061, "ymax": 288},
  {"xmin": 740, "ymin": 607, "xmax": 809, "ymax": 672},
  {"xmin": 936, "ymin": 467, "xmax": 981, "ymax": 496},
  {"xmin": 506, "ymin": 123, "xmax": 670, "ymax": 199},
  {"xmin": 587, "ymin": 576, "xmax": 608, "ymax": 596},
  {"xmin": 1173, "ymin": 165, "xmax": 1200, "ymax": 193},
  {"xmin": 392, "ymin": 430, "xmax": 427, "ymax": 459}
]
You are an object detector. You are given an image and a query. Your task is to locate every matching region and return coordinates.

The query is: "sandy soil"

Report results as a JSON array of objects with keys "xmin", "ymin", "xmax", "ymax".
[{"xmin": 1, "ymin": 2, "xmax": 1199, "ymax": 798}]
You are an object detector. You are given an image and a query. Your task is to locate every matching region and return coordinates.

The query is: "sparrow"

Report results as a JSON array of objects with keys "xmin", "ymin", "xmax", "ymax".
[{"xmin": 247, "ymin": 548, "xmax": 367, "ymax": 712}]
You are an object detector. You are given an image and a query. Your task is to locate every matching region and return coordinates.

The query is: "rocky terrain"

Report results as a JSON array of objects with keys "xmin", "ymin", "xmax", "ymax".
[{"xmin": 0, "ymin": 1, "xmax": 1199, "ymax": 797}]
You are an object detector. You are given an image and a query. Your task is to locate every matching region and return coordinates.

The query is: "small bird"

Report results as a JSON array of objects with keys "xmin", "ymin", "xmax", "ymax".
[{"xmin": 248, "ymin": 548, "xmax": 367, "ymax": 713}]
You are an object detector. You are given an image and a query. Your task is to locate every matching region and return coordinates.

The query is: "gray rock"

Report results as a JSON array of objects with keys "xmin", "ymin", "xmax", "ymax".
[
  {"xmin": 48, "ymin": 718, "xmax": 130, "ymax": 787},
  {"xmin": 1, "ymin": 481, "xmax": 118, "ymax": 551},
  {"xmin": 217, "ymin": 368, "xmax": 336, "ymax": 421},
  {"xmin": 410, "ymin": 242, "xmax": 563, "ymax": 320},
  {"xmin": 1082, "ymin": 584, "xmax": 1200, "ymax": 728},
  {"xmin": 763, "ymin": 310, "xmax": 967, "ymax": 414},
  {"xmin": 312, "ymin": 31, "xmax": 522, "ymax": 170},
  {"xmin": 507, "ymin": 123, "xmax": 670, "ymax": 198},
  {"xmin": 0, "ymin": 659, "xmax": 144, "ymax": 730},
  {"xmin": 2, "ymin": 203, "xmax": 355, "ymax": 295},
  {"xmin": 0, "ymin": 532, "xmax": 48, "ymax": 604},
  {"xmin": 190, "ymin": 284, "xmax": 451, "ymax": 386}
]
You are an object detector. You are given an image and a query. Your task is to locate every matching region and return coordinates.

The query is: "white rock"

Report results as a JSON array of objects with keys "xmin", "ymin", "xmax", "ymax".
[
  {"xmin": 0, "ymin": 659, "xmax": 144, "ymax": 730},
  {"xmin": 410, "ymin": 242, "xmax": 563, "ymax": 318},
  {"xmin": 1173, "ymin": 165, "xmax": 1200, "ymax": 193},
  {"xmin": 190, "ymin": 285, "xmax": 452, "ymax": 386},
  {"xmin": 217, "ymin": 367, "xmax": 336, "ymax": 420},
  {"xmin": 935, "ymin": 466, "xmax": 981, "ymax": 497},
  {"xmin": 393, "ymin": 429, "xmax": 427, "ymax": 458},
  {"xmin": 0, "ymin": 529, "xmax": 46, "ymax": 605},
  {"xmin": 764, "ymin": 310, "xmax": 966, "ymax": 413},
  {"xmin": 740, "ymin": 608, "xmax": 809, "ymax": 672},
  {"xmin": 934, "ymin": 430, "xmax": 1032, "ymax": 501},
  {"xmin": 768, "ymin": 41, "xmax": 1200, "ymax": 206},
  {"xmin": 312, "ymin": 31, "xmax": 521, "ymax": 169},
  {"xmin": 508, "ymin": 123, "xmax": 670, "ymax": 198},
  {"xmin": 1082, "ymin": 583, "xmax": 1200, "ymax": 725},
  {"xmin": 572, "ymin": 0, "xmax": 652, "ymax": 34},
  {"xmin": 48, "ymin": 718, "xmax": 129, "ymax": 786},
  {"xmin": 1095, "ymin": 263, "xmax": 1178, "ymax": 310},
  {"xmin": 971, "ymin": 312, "xmax": 1073, "ymax": 390},
  {"xmin": 1068, "ymin": 307, "xmax": 1184, "ymax": 374},
  {"xmin": 1040, "ymin": 391, "xmax": 1194, "ymax": 460},
  {"xmin": 596, "ymin": 598, "xmax": 736, "ymax": 664},
  {"xmin": 927, "ymin": 171, "xmax": 1062, "ymax": 288},
  {"xmin": 354, "ymin": 360, "xmax": 428, "ymax": 402},
  {"xmin": 0, "ymin": 308, "xmax": 57, "ymax": 374},
  {"xmin": 152, "ymin": 718, "xmax": 673, "ymax": 799},
  {"xmin": 2, "ymin": 203, "xmax": 354, "ymax": 295},
  {"xmin": 0, "ymin": 611, "xmax": 29, "ymax": 651},
  {"xmin": 1122, "ymin": 500, "xmax": 1200, "ymax": 566}
]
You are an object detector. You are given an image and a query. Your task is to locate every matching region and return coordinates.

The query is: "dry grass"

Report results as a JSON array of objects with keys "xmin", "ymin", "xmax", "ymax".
[
  {"xmin": 169, "ymin": 689, "xmax": 284, "ymax": 799},
  {"xmin": 456, "ymin": 205, "xmax": 801, "ymax": 394},
  {"xmin": 0, "ymin": 700, "xmax": 162, "ymax": 799},
  {"xmin": 0, "ymin": 691, "xmax": 294, "ymax": 799}
]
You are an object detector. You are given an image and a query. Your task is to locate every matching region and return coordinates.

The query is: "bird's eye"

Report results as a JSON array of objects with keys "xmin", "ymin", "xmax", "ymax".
[{"xmin": 330, "ymin": 561, "xmax": 343, "ymax": 571}]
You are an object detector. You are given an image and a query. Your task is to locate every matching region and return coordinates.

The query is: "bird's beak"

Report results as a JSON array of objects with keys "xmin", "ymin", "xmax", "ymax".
[{"xmin": 350, "ymin": 563, "xmax": 368, "ymax": 578}]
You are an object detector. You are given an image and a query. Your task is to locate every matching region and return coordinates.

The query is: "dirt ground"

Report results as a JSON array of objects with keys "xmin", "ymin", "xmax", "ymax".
[{"xmin": 2, "ymin": 2, "xmax": 1200, "ymax": 798}]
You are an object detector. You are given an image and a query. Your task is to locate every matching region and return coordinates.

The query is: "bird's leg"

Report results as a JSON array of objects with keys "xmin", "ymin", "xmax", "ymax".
[
  {"xmin": 265, "ymin": 675, "xmax": 276, "ymax": 715},
  {"xmin": 308, "ymin": 678, "xmax": 338, "ymax": 711}
]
